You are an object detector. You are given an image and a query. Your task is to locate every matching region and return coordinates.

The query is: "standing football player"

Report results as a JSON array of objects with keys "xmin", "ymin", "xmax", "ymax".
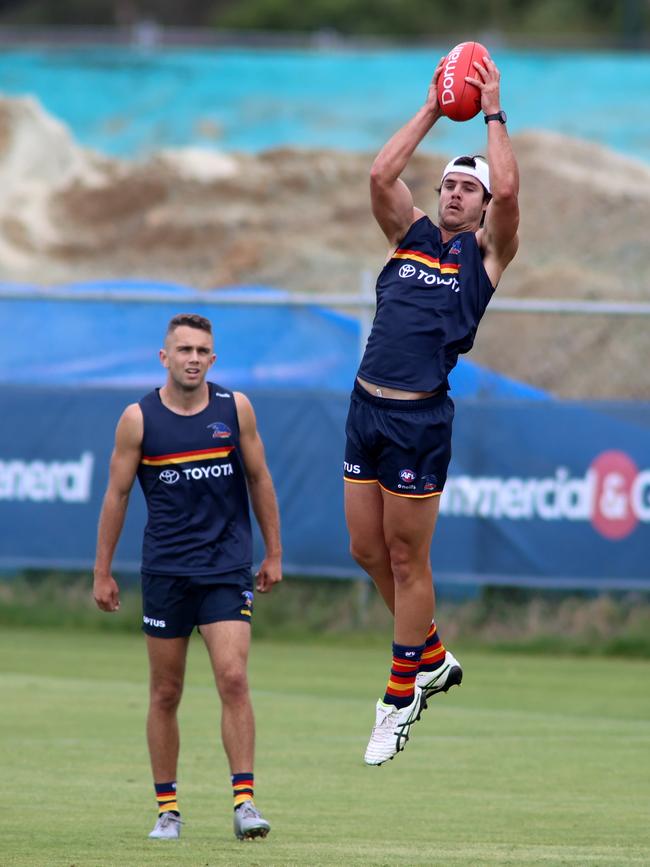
[{"xmin": 93, "ymin": 313, "xmax": 282, "ymax": 838}]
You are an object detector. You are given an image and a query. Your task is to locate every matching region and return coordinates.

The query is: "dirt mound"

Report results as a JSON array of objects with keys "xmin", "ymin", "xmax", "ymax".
[{"xmin": 1, "ymin": 97, "xmax": 648, "ymax": 398}]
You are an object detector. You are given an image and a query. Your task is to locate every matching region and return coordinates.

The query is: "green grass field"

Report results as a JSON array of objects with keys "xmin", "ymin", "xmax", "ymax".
[{"xmin": 2, "ymin": 627, "xmax": 649, "ymax": 866}]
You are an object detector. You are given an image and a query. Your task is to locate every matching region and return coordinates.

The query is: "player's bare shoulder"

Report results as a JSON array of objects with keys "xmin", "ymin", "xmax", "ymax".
[
  {"xmin": 116, "ymin": 402, "xmax": 144, "ymax": 448},
  {"xmin": 382, "ymin": 206, "xmax": 428, "ymax": 263},
  {"xmin": 233, "ymin": 391, "xmax": 256, "ymax": 434},
  {"xmin": 233, "ymin": 390, "xmax": 253, "ymax": 414}
]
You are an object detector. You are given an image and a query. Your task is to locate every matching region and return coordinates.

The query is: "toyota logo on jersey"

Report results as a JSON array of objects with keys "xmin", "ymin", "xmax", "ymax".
[{"xmin": 398, "ymin": 263, "xmax": 416, "ymax": 278}]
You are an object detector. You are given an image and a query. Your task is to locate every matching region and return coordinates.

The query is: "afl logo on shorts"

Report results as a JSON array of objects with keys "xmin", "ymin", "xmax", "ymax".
[
  {"xmin": 399, "ymin": 263, "xmax": 416, "ymax": 279},
  {"xmin": 159, "ymin": 469, "xmax": 180, "ymax": 485},
  {"xmin": 400, "ymin": 468, "xmax": 417, "ymax": 484},
  {"xmin": 207, "ymin": 421, "xmax": 232, "ymax": 439}
]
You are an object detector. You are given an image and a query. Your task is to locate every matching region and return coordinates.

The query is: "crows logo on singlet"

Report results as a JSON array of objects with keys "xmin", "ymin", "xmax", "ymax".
[{"xmin": 207, "ymin": 422, "xmax": 232, "ymax": 439}]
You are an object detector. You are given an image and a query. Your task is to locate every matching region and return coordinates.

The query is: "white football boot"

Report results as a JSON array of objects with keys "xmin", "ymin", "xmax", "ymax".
[
  {"xmin": 416, "ymin": 650, "xmax": 463, "ymax": 702},
  {"xmin": 233, "ymin": 801, "xmax": 271, "ymax": 840},
  {"xmin": 148, "ymin": 811, "xmax": 182, "ymax": 839},
  {"xmin": 364, "ymin": 686, "xmax": 424, "ymax": 766}
]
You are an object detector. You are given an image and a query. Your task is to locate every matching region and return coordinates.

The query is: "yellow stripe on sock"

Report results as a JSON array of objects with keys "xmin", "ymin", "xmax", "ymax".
[
  {"xmin": 234, "ymin": 793, "xmax": 253, "ymax": 807},
  {"xmin": 387, "ymin": 679, "xmax": 415, "ymax": 692}
]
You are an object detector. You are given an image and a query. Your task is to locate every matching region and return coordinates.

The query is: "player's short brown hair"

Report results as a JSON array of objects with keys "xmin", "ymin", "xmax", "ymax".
[{"xmin": 166, "ymin": 313, "xmax": 213, "ymax": 337}]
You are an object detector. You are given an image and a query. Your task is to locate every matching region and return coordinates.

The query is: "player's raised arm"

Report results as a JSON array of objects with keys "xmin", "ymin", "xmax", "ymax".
[
  {"xmin": 234, "ymin": 392, "xmax": 282, "ymax": 593},
  {"xmin": 93, "ymin": 403, "xmax": 143, "ymax": 612},
  {"xmin": 468, "ymin": 54, "xmax": 520, "ymax": 285},
  {"xmin": 370, "ymin": 59, "xmax": 446, "ymax": 247}
]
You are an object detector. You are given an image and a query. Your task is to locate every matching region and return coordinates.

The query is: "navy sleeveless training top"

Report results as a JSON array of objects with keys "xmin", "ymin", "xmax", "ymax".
[
  {"xmin": 136, "ymin": 382, "xmax": 252, "ymax": 576},
  {"xmin": 357, "ymin": 215, "xmax": 495, "ymax": 392}
]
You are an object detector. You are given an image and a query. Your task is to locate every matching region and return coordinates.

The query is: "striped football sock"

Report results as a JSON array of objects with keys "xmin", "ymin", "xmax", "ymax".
[
  {"xmin": 418, "ymin": 620, "xmax": 446, "ymax": 673},
  {"xmin": 154, "ymin": 781, "xmax": 179, "ymax": 815},
  {"xmin": 383, "ymin": 642, "xmax": 425, "ymax": 709},
  {"xmin": 232, "ymin": 772, "xmax": 254, "ymax": 809}
]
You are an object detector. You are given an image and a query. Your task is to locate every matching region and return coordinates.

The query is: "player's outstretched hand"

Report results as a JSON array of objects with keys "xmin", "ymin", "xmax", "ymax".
[
  {"xmin": 255, "ymin": 556, "xmax": 282, "ymax": 593},
  {"xmin": 465, "ymin": 54, "xmax": 502, "ymax": 116},
  {"xmin": 425, "ymin": 56, "xmax": 447, "ymax": 115},
  {"xmin": 93, "ymin": 573, "xmax": 121, "ymax": 612}
]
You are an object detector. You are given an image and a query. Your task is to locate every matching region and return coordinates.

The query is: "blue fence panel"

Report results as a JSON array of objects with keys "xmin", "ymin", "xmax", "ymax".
[
  {"xmin": 434, "ymin": 401, "xmax": 650, "ymax": 590},
  {"xmin": 1, "ymin": 385, "xmax": 648, "ymax": 589}
]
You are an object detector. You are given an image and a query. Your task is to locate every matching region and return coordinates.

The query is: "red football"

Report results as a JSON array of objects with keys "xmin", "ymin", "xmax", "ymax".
[{"xmin": 437, "ymin": 41, "xmax": 489, "ymax": 122}]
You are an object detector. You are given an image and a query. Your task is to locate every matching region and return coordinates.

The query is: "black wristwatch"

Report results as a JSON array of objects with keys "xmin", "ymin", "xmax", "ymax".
[{"xmin": 484, "ymin": 110, "xmax": 507, "ymax": 124}]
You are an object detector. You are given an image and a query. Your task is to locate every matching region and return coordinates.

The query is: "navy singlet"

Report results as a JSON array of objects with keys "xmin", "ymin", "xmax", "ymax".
[
  {"xmin": 137, "ymin": 382, "xmax": 252, "ymax": 576},
  {"xmin": 358, "ymin": 215, "xmax": 495, "ymax": 393}
]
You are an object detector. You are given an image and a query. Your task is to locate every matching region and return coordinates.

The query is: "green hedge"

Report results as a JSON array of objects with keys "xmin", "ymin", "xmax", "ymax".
[
  {"xmin": 0, "ymin": 0, "xmax": 647, "ymax": 43},
  {"xmin": 1, "ymin": 571, "xmax": 649, "ymax": 657}
]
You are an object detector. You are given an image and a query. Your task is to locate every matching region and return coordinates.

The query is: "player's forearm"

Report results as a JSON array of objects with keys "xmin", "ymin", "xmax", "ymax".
[
  {"xmin": 247, "ymin": 473, "xmax": 282, "ymax": 558},
  {"xmin": 486, "ymin": 123, "xmax": 519, "ymax": 202},
  {"xmin": 371, "ymin": 104, "xmax": 440, "ymax": 186},
  {"xmin": 94, "ymin": 489, "xmax": 130, "ymax": 576}
]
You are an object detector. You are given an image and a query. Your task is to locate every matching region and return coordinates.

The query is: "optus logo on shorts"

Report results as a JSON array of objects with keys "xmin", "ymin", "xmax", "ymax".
[
  {"xmin": 143, "ymin": 615, "xmax": 166, "ymax": 628},
  {"xmin": 441, "ymin": 449, "xmax": 650, "ymax": 540}
]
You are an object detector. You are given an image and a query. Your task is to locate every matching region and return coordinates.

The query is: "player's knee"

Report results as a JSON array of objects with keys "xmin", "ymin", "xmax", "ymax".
[
  {"xmin": 350, "ymin": 540, "xmax": 379, "ymax": 571},
  {"xmin": 150, "ymin": 678, "xmax": 183, "ymax": 713},
  {"xmin": 217, "ymin": 666, "xmax": 249, "ymax": 704},
  {"xmin": 388, "ymin": 542, "xmax": 419, "ymax": 586},
  {"xmin": 390, "ymin": 560, "xmax": 417, "ymax": 586}
]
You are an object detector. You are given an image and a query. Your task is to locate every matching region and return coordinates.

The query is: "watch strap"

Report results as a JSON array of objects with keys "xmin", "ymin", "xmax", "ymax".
[{"xmin": 484, "ymin": 111, "xmax": 506, "ymax": 124}]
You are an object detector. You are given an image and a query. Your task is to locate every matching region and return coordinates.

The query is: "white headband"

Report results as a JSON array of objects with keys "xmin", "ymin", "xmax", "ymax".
[{"xmin": 441, "ymin": 158, "xmax": 491, "ymax": 194}]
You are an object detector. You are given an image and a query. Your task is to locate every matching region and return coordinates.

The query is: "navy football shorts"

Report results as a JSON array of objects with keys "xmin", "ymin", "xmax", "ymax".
[
  {"xmin": 141, "ymin": 567, "xmax": 254, "ymax": 638},
  {"xmin": 343, "ymin": 380, "xmax": 454, "ymax": 498}
]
